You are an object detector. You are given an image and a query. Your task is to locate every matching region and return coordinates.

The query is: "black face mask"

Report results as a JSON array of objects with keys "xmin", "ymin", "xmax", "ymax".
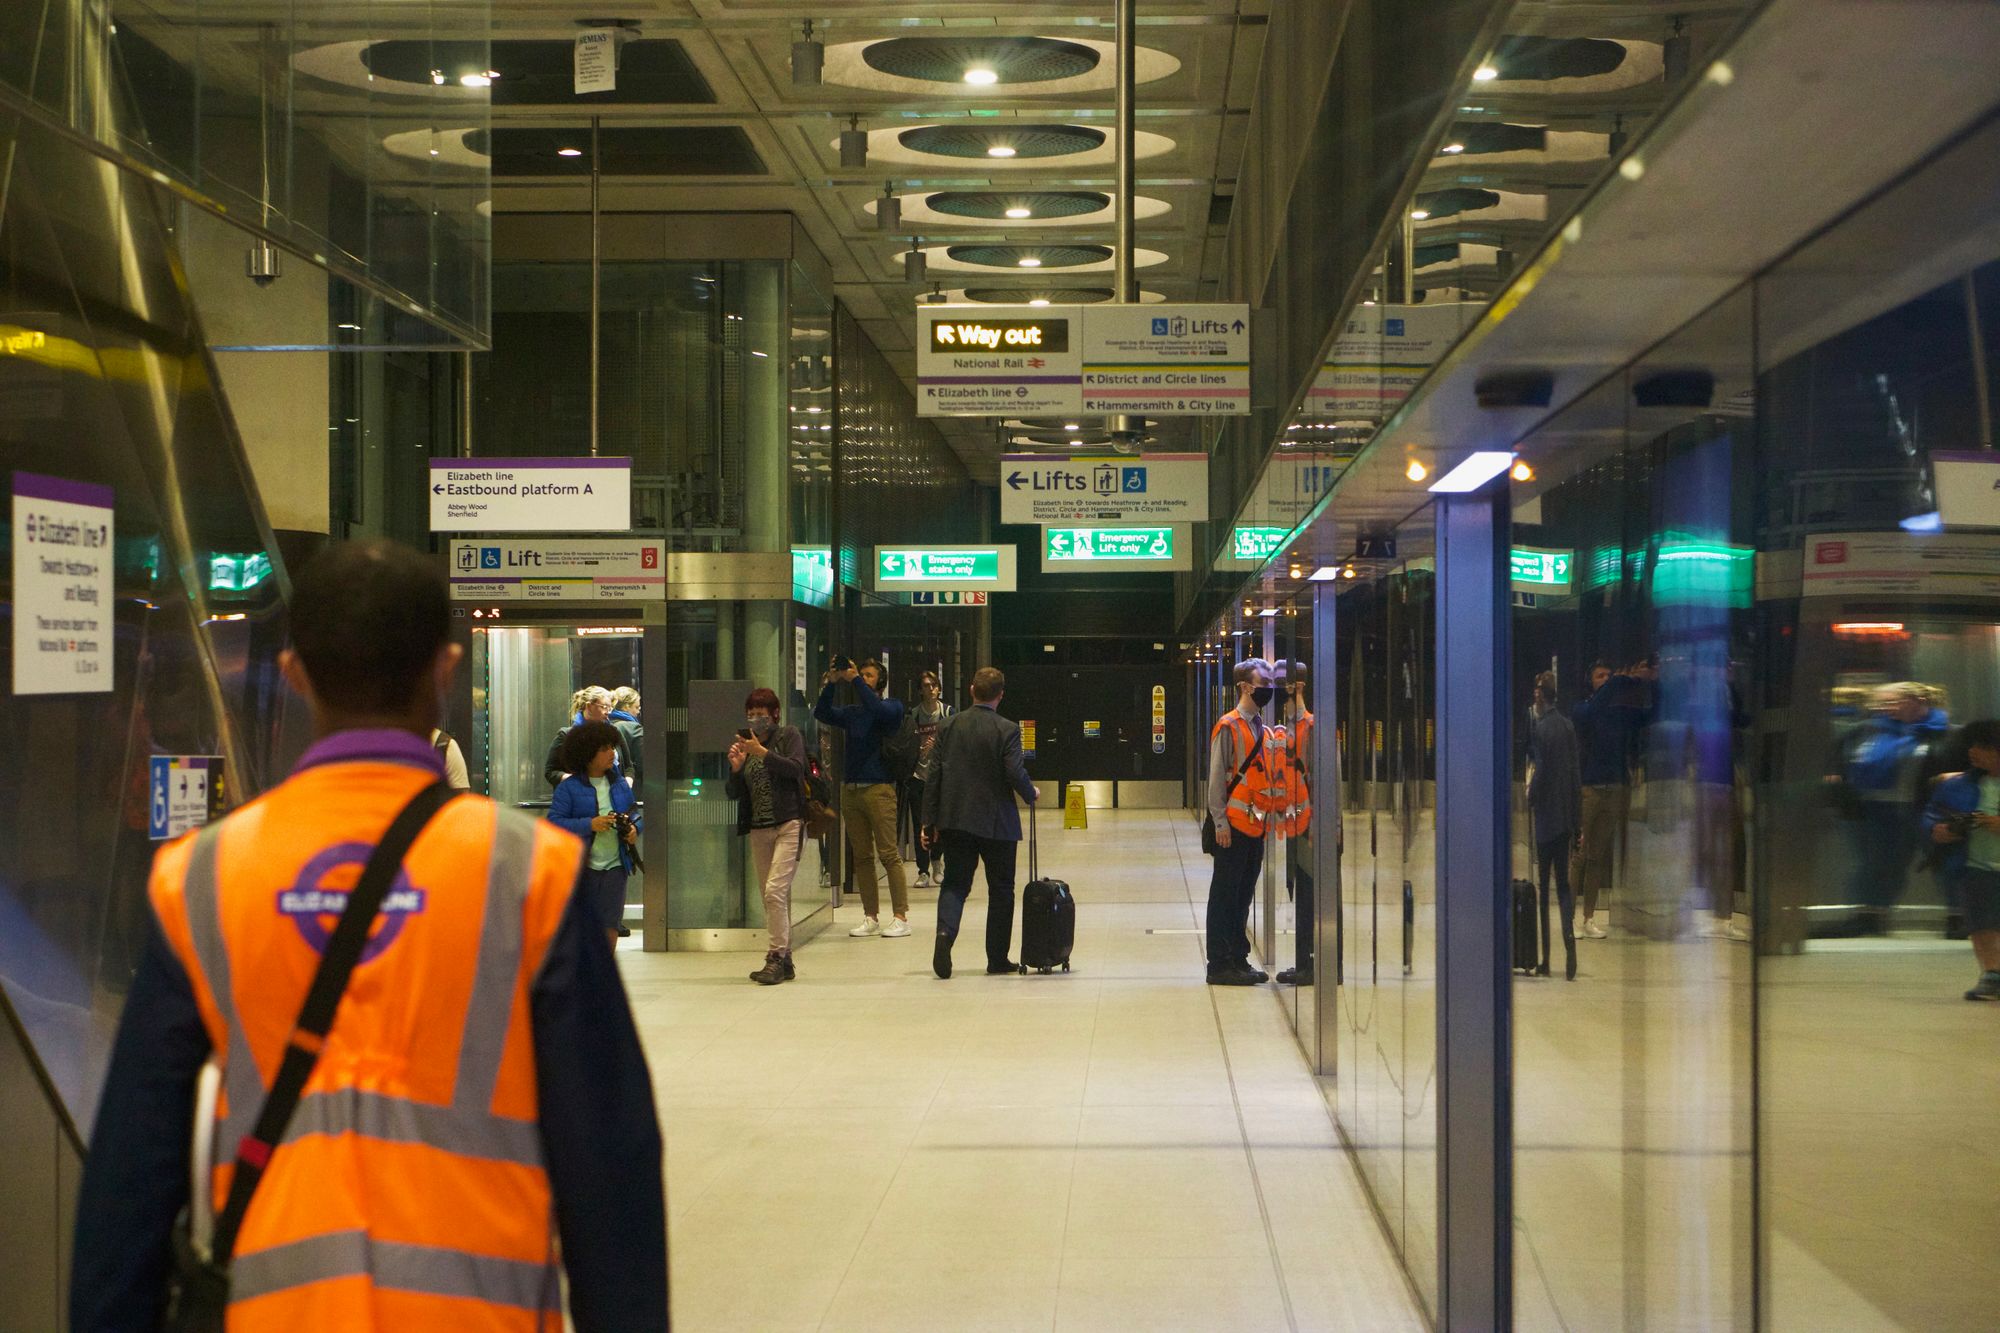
[{"xmin": 1250, "ymin": 686, "xmax": 1275, "ymax": 708}]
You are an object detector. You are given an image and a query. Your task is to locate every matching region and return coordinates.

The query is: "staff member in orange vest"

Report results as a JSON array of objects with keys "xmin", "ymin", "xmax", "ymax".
[
  {"xmin": 71, "ymin": 540, "xmax": 666, "ymax": 1332},
  {"xmin": 1277, "ymin": 660, "xmax": 1317, "ymax": 988},
  {"xmin": 1206, "ymin": 658, "xmax": 1279, "ymax": 985}
]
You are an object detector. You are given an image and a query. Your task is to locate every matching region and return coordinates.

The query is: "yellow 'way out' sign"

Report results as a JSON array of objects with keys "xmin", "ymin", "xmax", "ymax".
[{"xmin": 1063, "ymin": 783, "xmax": 1088, "ymax": 830}]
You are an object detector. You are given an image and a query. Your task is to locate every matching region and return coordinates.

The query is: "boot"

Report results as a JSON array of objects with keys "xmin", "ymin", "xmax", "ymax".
[
  {"xmin": 750, "ymin": 950, "xmax": 788, "ymax": 985},
  {"xmin": 781, "ymin": 951, "xmax": 795, "ymax": 981}
]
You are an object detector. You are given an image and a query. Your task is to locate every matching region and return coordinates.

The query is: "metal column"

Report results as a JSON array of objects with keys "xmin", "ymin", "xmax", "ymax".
[
  {"xmin": 1434, "ymin": 483, "xmax": 1512, "ymax": 1330},
  {"xmin": 1310, "ymin": 574, "xmax": 1340, "ymax": 1072},
  {"xmin": 588, "ymin": 115, "xmax": 602, "ymax": 457},
  {"xmin": 1112, "ymin": 0, "xmax": 1141, "ymax": 441}
]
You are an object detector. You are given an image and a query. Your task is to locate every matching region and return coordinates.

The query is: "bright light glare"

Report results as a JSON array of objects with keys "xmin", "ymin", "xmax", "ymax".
[
  {"xmin": 964, "ymin": 67, "xmax": 999, "ymax": 85},
  {"xmin": 460, "ymin": 72, "xmax": 493, "ymax": 87},
  {"xmin": 1410, "ymin": 208, "xmax": 1431, "ymax": 220},
  {"xmin": 1405, "ymin": 459, "xmax": 1429, "ymax": 482},
  {"xmin": 1029, "ymin": 298, "xmax": 1051, "ymax": 307},
  {"xmin": 1017, "ymin": 257, "xmax": 1042, "ymax": 267},
  {"xmin": 1441, "ymin": 142, "xmax": 1466, "ymax": 154},
  {"xmin": 1064, "ymin": 422, "xmax": 1080, "ymax": 431},
  {"xmin": 1473, "ymin": 65, "xmax": 1499, "ymax": 82},
  {"xmin": 1900, "ymin": 510, "xmax": 1943, "ymax": 533},
  {"xmin": 1428, "ymin": 451, "xmax": 1517, "ymax": 493},
  {"xmin": 1005, "ymin": 206, "xmax": 1032, "ymax": 218},
  {"xmin": 1510, "ymin": 459, "xmax": 1535, "ymax": 482},
  {"xmin": 1307, "ymin": 566, "xmax": 1340, "ymax": 582},
  {"xmin": 986, "ymin": 144, "xmax": 1017, "ymax": 158},
  {"xmin": 1619, "ymin": 156, "xmax": 1646, "ymax": 181},
  {"xmin": 557, "ymin": 147, "xmax": 583, "ymax": 157}
]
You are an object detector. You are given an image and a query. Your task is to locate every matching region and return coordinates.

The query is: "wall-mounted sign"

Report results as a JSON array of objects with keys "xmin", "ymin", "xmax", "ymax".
[
  {"xmin": 794, "ymin": 622, "xmax": 808, "ymax": 694},
  {"xmin": 428, "ymin": 457, "xmax": 632, "ymax": 532},
  {"xmin": 917, "ymin": 306, "xmax": 1084, "ymax": 416},
  {"xmin": 910, "ymin": 590, "xmax": 990, "ymax": 606},
  {"xmin": 1152, "ymin": 684, "xmax": 1167, "ymax": 755},
  {"xmin": 1081, "ymin": 304, "xmax": 1250, "ymax": 416},
  {"xmin": 1354, "ymin": 534, "xmax": 1398, "ymax": 561},
  {"xmin": 448, "ymin": 539, "xmax": 664, "ymax": 601},
  {"xmin": 1510, "ymin": 546, "xmax": 1573, "ymax": 592},
  {"xmin": 1933, "ymin": 452, "xmax": 2000, "ymax": 528},
  {"xmin": 1082, "ymin": 720, "xmax": 1102, "ymax": 739},
  {"xmin": 1000, "ymin": 453, "xmax": 1208, "ymax": 525},
  {"xmin": 149, "ymin": 755, "xmax": 224, "ymax": 841},
  {"xmin": 1231, "ymin": 526, "xmax": 1290, "ymax": 563},
  {"xmin": 13, "ymin": 471, "xmax": 113, "ymax": 696},
  {"xmin": 874, "ymin": 546, "xmax": 1017, "ymax": 592},
  {"xmin": 1021, "ymin": 719, "xmax": 1037, "ymax": 759},
  {"xmin": 920, "ymin": 304, "xmax": 1253, "ymax": 418},
  {"xmin": 1043, "ymin": 525, "xmax": 1191, "ymax": 571}
]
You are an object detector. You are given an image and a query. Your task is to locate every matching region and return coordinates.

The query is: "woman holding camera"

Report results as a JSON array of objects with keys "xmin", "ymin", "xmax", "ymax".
[{"xmin": 548, "ymin": 719, "xmax": 641, "ymax": 946}]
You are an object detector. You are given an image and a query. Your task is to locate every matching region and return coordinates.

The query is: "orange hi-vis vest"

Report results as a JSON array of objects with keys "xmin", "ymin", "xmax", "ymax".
[
  {"xmin": 150, "ymin": 752, "xmax": 587, "ymax": 1331},
  {"xmin": 1278, "ymin": 712, "xmax": 1315, "ymax": 836},
  {"xmin": 1215, "ymin": 712, "xmax": 1285, "ymax": 837}
]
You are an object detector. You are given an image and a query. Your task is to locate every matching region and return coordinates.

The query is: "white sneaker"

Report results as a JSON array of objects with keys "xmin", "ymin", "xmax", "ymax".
[
  {"xmin": 849, "ymin": 917, "xmax": 882, "ymax": 938},
  {"xmin": 1581, "ymin": 918, "xmax": 1607, "ymax": 939},
  {"xmin": 1725, "ymin": 918, "xmax": 1751, "ymax": 942},
  {"xmin": 1697, "ymin": 915, "xmax": 1728, "ymax": 938},
  {"xmin": 881, "ymin": 917, "xmax": 912, "ymax": 939},
  {"xmin": 916, "ymin": 873, "xmax": 933, "ymax": 889}
]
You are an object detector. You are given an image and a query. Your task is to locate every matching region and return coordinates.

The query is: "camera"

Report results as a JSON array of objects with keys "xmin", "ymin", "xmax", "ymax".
[{"xmin": 830, "ymin": 654, "xmax": 853, "ymax": 673}]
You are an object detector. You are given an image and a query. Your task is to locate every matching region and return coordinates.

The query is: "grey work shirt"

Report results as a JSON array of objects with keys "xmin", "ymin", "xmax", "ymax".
[{"xmin": 1207, "ymin": 703, "xmax": 1266, "ymax": 829}]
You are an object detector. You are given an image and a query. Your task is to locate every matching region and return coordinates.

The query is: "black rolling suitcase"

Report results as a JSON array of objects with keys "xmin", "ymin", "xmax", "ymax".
[
  {"xmin": 1511, "ymin": 878, "xmax": 1539, "ymax": 974},
  {"xmin": 1019, "ymin": 802, "xmax": 1075, "ymax": 973}
]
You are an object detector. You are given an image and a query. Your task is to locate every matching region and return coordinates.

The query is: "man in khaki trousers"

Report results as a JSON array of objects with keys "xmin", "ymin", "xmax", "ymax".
[{"xmin": 815, "ymin": 658, "xmax": 912, "ymax": 937}]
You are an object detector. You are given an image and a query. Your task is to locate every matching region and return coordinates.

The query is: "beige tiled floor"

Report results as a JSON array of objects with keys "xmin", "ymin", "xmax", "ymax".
[{"xmin": 618, "ymin": 810, "xmax": 1426, "ymax": 1332}]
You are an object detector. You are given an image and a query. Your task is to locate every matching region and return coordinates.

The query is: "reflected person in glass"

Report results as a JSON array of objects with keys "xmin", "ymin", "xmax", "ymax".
[
  {"xmin": 1920, "ymin": 718, "xmax": 2000, "ymax": 1001},
  {"xmin": 1526, "ymin": 672, "xmax": 1581, "ymax": 980}
]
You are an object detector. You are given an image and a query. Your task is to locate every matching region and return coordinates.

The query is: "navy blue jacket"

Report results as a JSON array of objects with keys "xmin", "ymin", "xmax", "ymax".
[
  {"xmin": 813, "ymin": 677, "xmax": 904, "ymax": 785},
  {"xmin": 1572, "ymin": 674, "xmax": 1649, "ymax": 786},
  {"xmin": 549, "ymin": 771, "xmax": 642, "ymax": 874},
  {"xmin": 1921, "ymin": 768, "xmax": 1986, "ymax": 880}
]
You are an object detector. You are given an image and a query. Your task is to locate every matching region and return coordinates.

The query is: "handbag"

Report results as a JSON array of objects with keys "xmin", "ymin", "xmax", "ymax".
[
  {"xmin": 798, "ymin": 753, "xmax": 839, "ymax": 840},
  {"xmin": 164, "ymin": 780, "xmax": 456, "ymax": 1332},
  {"xmin": 1200, "ymin": 729, "xmax": 1265, "ymax": 856}
]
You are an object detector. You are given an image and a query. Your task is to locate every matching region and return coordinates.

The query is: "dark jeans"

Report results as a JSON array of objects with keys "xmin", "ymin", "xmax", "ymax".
[
  {"xmin": 1286, "ymin": 835, "xmax": 1315, "ymax": 974},
  {"xmin": 936, "ymin": 829, "xmax": 1018, "ymax": 967},
  {"xmin": 1535, "ymin": 835, "xmax": 1575, "ymax": 968},
  {"xmin": 1849, "ymin": 800, "xmax": 1914, "ymax": 912},
  {"xmin": 580, "ymin": 864, "xmax": 629, "ymax": 932},
  {"xmin": 901, "ymin": 779, "xmax": 933, "ymax": 874},
  {"xmin": 1206, "ymin": 830, "xmax": 1265, "ymax": 970}
]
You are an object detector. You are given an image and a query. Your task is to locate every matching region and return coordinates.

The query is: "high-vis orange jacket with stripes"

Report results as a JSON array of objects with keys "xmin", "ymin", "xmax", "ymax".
[
  {"xmin": 1214, "ymin": 713, "xmax": 1287, "ymax": 837},
  {"xmin": 150, "ymin": 747, "xmax": 588, "ymax": 1331}
]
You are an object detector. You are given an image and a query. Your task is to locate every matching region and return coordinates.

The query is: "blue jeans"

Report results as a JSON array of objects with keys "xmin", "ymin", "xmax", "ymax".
[
  {"xmin": 580, "ymin": 864, "xmax": 628, "ymax": 932},
  {"xmin": 1206, "ymin": 831, "xmax": 1265, "ymax": 970}
]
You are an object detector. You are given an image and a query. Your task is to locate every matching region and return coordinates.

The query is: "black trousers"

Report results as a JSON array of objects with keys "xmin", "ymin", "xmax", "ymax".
[
  {"xmin": 1286, "ymin": 834, "xmax": 1315, "ymax": 973},
  {"xmin": 936, "ymin": 829, "xmax": 1017, "ymax": 967},
  {"xmin": 1536, "ymin": 834, "xmax": 1576, "ymax": 969},
  {"xmin": 1206, "ymin": 830, "xmax": 1265, "ymax": 970}
]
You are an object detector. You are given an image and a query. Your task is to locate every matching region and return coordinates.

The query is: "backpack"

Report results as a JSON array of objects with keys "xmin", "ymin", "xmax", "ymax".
[{"xmin": 879, "ymin": 710, "xmax": 922, "ymax": 783}]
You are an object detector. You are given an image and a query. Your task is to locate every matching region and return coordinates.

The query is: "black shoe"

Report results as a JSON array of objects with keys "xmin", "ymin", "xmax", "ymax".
[
  {"xmin": 616, "ymin": 924, "xmax": 632, "ymax": 938},
  {"xmin": 1946, "ymin": 912, "xmax": 1968, "ymax": 941},
  {"xmin": 987, "ymin": 960, "xmax": 1020, "ymax": 975},
  {"xmin": 1275, "ymin": 967, "xmax": 1313, "ymax": 986},
  {"xmin": 1207, "ymin": 968, "xmax": 1258, "ymax": 986},
  {"xmin": 781, "ymin": 952, "xmax": 795, "ymax": 981},
  {"xmin": 1565, "ymin": 949, "xmax": 1577, "ymax": 981},
  {"xmin": 933, "ymin": 933, "xmax": 954, "ymax": 979},
  {"xmin": 1966, "ymin": 971, "xmax": 2000, "ymax": 1001},
  {"xmin": 1535, "ymin": 962, "xmax": 1552, "ymax": 978},
  {"xmin": 749, "ymin": 950, "xmax": 787, "ymax": 986}
]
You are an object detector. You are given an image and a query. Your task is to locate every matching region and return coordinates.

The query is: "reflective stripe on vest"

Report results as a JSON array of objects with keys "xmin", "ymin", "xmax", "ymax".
[
  {"xmin": 230, "ymin": 1231, "xmax": 557, "ymax": 1312},
  {"xmin": 1217, "ymin": 715, "xmax": 1280, "ymax": 836},
  {"xmin": 177, "ymin": 805, "xmax": 556, "ymax": 1313}
]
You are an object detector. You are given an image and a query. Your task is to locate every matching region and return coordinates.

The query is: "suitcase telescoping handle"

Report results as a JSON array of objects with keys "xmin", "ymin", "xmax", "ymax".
[{"xmin": 1028, "ymin": 788, "xmax": 1038, "ymax": 882}]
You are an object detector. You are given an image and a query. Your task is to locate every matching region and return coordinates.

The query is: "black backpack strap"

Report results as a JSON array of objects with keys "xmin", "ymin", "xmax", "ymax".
[{"xmin": 208, "ymin": 780, "xmax": 456, "ymax": 1263}]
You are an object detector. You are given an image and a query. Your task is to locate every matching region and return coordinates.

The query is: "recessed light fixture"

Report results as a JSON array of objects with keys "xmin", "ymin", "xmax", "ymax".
[
  {"xmin": 1405, "ymin": 459, "xmax": 1429, "ymax": 483},
  {"xmin": 1005, "ymin": 206, "xmax": 1032, "ymax": 218},
  {"xmin": 1342, "ymin": 566, "xmax": 1357, "ymax": 579},
  {"xmin": 1307, "ymin": 566, "xmax": 1340, "ymax": 582},
  {"xmin": 1618, "ymin": 156, "xmax": 1646, "ymax": 181},
  {"xmin": 460, "ymin": 71, "xmax": 495, "ymax": 88},
  {"xmin": 964, "ymin": 67, "xmax": 1000, "ymax": 86},
  {"xmin": 1258, "ymin": 608, "xmax": 1280, "ymax": 618},
  {"xmin": 1017, "ymin": 256, "xmax": 1042, "ymax": 268},
  {"xmin": 1510, "ymin": 459, "xmax": 1535, "ymax": 482},
  {"xmin": 1064, "ymin": 422, "xmax": 1080, "ymax": 431},
  {"xmin": 429, "ymin": 148, "xmax": 440, "ymax": 156},
  {"xmin": 336, "ymin": 322, "xmax": 361, "ymax": 331},
  {"xmin": 750, "ymin": 350, "xmax": 769, "ymax": 358},
  {"xmin": 987, "ymin": 144, "xmax": 1018, "ymax": 158},
  {"xmin": 1473, "ymin": 65, "xmax": 1499, "ymax": 82},
  {"xmin": 1410, "ymin": 208, "xmax": 1431, "ymax": 220},
  {"xmin": 557, "ymin": 147, "xmax": 583, "ymax": 157},
  {"xmin": 430, "ymin": 70, "xmax": 446, "ymax": 85},
  {"xmin": 1429, "ymin": 451, "xmax": 1517, "ymax": 493},
  {"xmin": 1029, "ymin": 298, "xmax": 1051, "ymax": 307},
  {"xmin": 1441, "ymin": 142, "xmax": 1466, "ymax": 154}
]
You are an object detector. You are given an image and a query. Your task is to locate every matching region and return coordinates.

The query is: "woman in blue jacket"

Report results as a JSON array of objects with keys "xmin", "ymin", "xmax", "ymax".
[
  {"xmin": 549, "ymin": 719, "xmax": 641, "ymax": 945},
  {"xmin": 1920, "ymin": 717, "xmax": 2000, "ymax": 1001}
]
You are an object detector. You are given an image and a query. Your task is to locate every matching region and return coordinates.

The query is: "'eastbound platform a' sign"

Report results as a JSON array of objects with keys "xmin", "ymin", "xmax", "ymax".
[{"xmin": 429, "ymin": 457, "xmax": 632, "ymax": 532}]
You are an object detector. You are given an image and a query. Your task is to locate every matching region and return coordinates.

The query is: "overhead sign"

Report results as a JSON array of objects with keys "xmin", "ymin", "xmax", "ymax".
[
  {"xmin": 1231, "ymin": 526, "xmax": 1290, "ymax": 563},
  {"xmin": 428, "ymin": 457, "xmax": 632, "ymax": 532},
  {"xmin": 874, "ymin": 546, "xmax": 1017, "ymax": 592},
  {"xmin": 1303, "ymin": 304, "xmax": 1461, "ymax": 425},
  {"xmin": 1934, "ymin": 452, "xmax": 2000, "ymax": 528},
  {"xmin": 149, "ymin": 755, "xmax": 224, "ymax": 841},
  {"xmin": 13, "ymin": 471, "xmax": 113, "ymax": 695},
  {"xmin": 574, "ymin": 29, "xmax": 617, "ymax": 94},
  {"xmin": 919, "ymin": 304, "xmax": 1253, "ymax": 417},
  {"xmin": 1510, "ymin": 546, "xmax": 1573, "ymax": 591},
  {"xmin": 1081, "ymin": 304, "xmax": 1250, "ymax": 415},
  {"xmin": 448, "ymin": 539, "xmax": 664, "ymax": 601},
  {"xmin": 1000, "ymin": 453, "xmax": 1209, "ymax": 525},
  {"xmin": 910, "ymin": 590, "xmax": 990, "ymax": 606},
  {"xmin": 918, "ymin": 305, "xmax": 1084, "ymax": 416},
  {"xmin": 1043, "ymin": 525, "xmax": 1191, "ymax": 572}
]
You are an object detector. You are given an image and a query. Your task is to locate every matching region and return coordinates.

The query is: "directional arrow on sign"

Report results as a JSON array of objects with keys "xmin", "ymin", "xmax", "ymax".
[
  {"xmin": 1232, "ymin": 319, "xmax": 1246, "ymax": 334},
  {"xmin": 432, "ymin": 484, "xmax": 445, "ymax": 495},
  {"xmin": 1006, "ymin": 471, "xmax": 1027, "ymax": 490}
]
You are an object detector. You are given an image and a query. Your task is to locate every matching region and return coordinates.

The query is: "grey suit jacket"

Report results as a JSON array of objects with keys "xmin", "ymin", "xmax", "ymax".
[{"xmin": 921, "ymin": 703, "xmax": 1037, "ymax": 841}]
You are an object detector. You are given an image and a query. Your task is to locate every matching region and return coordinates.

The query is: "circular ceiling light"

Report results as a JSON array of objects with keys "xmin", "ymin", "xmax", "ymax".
[
  {"xmin": 1405, "ymin": 459, "xmax": 1430, "ymax": 482},
  {"xmin": 1410, "ymin": 208, "xmax": 1431, "ymax": 220},
  {"xmin": 1029, "ymin": 298, "xmax": 1050, "ymax": 306},
  {"xmin": 460, "ymin": 70, "xmax": 496, "ymax": 87},
  {"xmin": 926, "ymin": 191, "xmax": 1107, "ymax": 221},
  {"xmin": 962, "ymin": 286, "xmax": 1116, "ymax": 304},
  {"xmin": 1005, "ymin": 206, "xmax": 1032, "ymax": 219},
  {"xmin": 864, "ymin": 36, "xmax": 1101, "ymax": 87},
  {"xmin": 987, "ymin": 145, "xmax": 1017, "ymax": 158},
  {"xmin": 900, "ymin": 124, "xmax": 1106, "ymax": 161},
  {"xmin": 556, "ymin": 146, "xmax": 582, "ymax": 157},
  {"xmin": 1473, "ymin": 65, "xmax": 1499, "ymax": 81},
  {"xmin": 1018, "ymin": 257, "xmax": 1042, "ymax": 267},
  {"xmin": 1440, "ymin": 142, "xmax": 1465, "ymax": 154},
  {"xmin": 945, "ymin": 244, "xmax": 1111, "ymax": 271}
]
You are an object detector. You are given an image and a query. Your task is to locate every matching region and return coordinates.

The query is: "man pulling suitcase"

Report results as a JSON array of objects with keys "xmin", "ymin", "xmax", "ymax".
[{"xmin": 920, "ymin": 667, "xmax": 1040, "ymax": 979}]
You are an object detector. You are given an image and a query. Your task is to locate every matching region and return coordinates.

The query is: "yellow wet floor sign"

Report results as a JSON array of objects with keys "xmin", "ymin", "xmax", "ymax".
[{"xmin": 1063, "ymin": 783, "xmax": 1088, "ymax": 830}]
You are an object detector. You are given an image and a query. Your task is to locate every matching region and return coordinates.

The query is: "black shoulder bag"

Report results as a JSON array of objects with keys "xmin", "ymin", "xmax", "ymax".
[
  {"xmin": 1200, "ymin": 728, "xmax": 1265, "ymax": 857},
  {"xmin": 165, "ymin": 780, "xmax": 456, "ymax": 1332}
]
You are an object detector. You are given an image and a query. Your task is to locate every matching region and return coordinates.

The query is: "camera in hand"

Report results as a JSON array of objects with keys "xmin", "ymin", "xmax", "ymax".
[{"xmin": 830, "ymin": 654, "xmax": 853, "ymax": 673}]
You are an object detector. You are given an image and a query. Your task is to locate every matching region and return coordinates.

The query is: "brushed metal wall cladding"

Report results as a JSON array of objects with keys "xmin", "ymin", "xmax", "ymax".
[
  {"xmin": 863, "ymin": 36, "xmax": 1100, "ymax": 86},
  {"xmin": 898, "ymin": 125, "xmax": 1105, "ymax": 161},
  {"xmin": 666, "ymin": 552, "xmax": 791, "ymax": 600}
]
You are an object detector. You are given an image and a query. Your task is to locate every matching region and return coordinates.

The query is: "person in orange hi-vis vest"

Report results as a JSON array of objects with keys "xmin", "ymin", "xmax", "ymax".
[
  {"xmin": 1206, "ymin": 658, "xmax": 1282, "ymax": 984},
  {"xmin": 1277, "ymin": 661, "xmax": 1317, "ymax": 987},
  {"xmin": 71, "ymin": 540, "xmax": 666, "ymax": 1333}
]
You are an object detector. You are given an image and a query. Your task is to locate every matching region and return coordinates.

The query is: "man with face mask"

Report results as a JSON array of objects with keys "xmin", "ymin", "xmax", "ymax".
[{"xmin": 1206, "ymin": 658, "xmax": 1279, "ymax": 984}]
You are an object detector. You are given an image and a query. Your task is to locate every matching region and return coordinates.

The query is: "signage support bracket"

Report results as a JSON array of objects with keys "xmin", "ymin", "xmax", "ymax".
[{"xmin": 1112, "ymin": 0, "xmax": 1142, "ymax": 447}]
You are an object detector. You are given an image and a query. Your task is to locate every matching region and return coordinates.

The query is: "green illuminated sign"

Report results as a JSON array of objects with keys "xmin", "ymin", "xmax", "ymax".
[
  {"xmin": 1231, "ymin": 526, "xmax": 1289, "ymax": 561},
  {"xmin": 207, "ymin": 552, "xmax": 273, "ymax": 593},
  {"xmin": 878, "ymin": 549, "xmax": 1000, "ymax": 582},
  {"xmin": 1510, "ymin": 547, "xmax": 1572, "ymax": 588},
  {"xmin": 791, "ymin": 546, "xmax": 833, "ymax": 607},
  {"xmin": 1045, "ymin": 526, "xmax": 1175, "ymax": 562}
]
